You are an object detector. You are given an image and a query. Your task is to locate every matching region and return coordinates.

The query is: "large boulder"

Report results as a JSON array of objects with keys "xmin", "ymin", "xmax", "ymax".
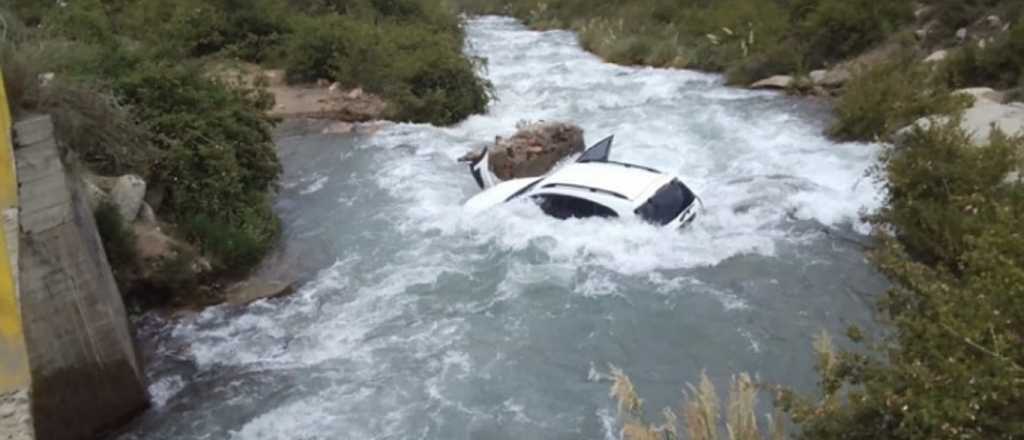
[
  {"xmin": 225, "ymin": 279, "xmax": 297, "ymax": 306},
  {"xmin": 487, "ymin": 122, "xmax": 585, "ymax": 180},
  {"xmin": 111, "ymin": 174, "xmax": 147, "ymax": 222}
]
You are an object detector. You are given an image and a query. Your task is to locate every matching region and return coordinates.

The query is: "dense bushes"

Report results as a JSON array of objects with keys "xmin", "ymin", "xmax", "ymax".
[
  {"xmin": 284, "ymin": 9, "xmax": 490, "ymax": 124},
  {"xmin": 797, "ymin": 0, "xmax": 913, "ymax": 65},
  {"xmin": 4, "ymin": 0, "xmax": 491, "ymax": 303},
  {"xmin": 829, "ymin": 57, "xmax": 969, "ymax": 141},
  {"xmin": 785, "ymin": 122, "xmax": 1024, "ymax": 439},
  {"xmin": 111, "ymin": 62, "xmax": 282, "ymax": 271},
  {"xmin": 941, "ymin": 17, "xmax": 1024, "ymax": 95}
]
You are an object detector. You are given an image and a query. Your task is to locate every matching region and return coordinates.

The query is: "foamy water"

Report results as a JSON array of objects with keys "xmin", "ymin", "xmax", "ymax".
[{"xmin": 117, "ymin": 17, "xmax": 888, "ymax": 440}]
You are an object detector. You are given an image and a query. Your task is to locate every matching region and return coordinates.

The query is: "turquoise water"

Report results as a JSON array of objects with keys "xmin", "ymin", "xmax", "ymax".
[{"xmin": 117, "ymin": 17, "xmax": 887, "ymax": 440}]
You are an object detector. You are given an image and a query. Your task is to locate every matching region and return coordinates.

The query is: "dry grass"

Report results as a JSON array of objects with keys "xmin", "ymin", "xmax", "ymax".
[
  {"xmin": 608, "ymin": 363, "xmax": 797, "ymax": 440},
  {"xmin": 0, "ymin": 41, "xmax": 156, "ymax": 175},
  {"xmin": 683, "ymin": 372, "xmax": 720, "ymax": 440},
  {"xmin": 726, "ymin": 373, "xmax": 758, "ymax": 440}
]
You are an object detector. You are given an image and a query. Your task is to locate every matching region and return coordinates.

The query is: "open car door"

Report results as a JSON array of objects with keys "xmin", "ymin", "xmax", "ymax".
[
  {"xmin": 577, "ymin": 135, "xmax": 613, "ymax": 163},
  {"xmin": 468, "ymin": 147, "xmax": 499, "ymax": 189}
]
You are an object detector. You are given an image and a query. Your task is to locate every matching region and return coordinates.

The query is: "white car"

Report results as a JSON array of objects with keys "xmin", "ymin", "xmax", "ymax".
[{"xmin": 464, "ymin": 136, "xmax": 701, "ymax": 228}]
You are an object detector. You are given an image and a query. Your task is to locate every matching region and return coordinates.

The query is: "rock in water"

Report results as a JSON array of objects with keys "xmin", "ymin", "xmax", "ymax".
[
  {"xmin": 487, "ymin": 122, "xmax": 585, "ymax": 180},
  {"xmin": 225, "ymin": 279, "xmax": 297, "ymax": 306},
  {"xmin": 111, "ymin": 174, "xmax": 147, "ymax": 222}
]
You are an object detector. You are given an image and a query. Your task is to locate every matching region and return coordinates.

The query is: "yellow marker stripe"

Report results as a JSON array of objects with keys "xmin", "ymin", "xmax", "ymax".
[{"xmin": 0, "ymin": 69, "xmax": 29, "ymax": 391}]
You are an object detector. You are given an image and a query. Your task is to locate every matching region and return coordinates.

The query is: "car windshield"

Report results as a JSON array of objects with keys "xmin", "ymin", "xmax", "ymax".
[{"xmin": 635, "ymin": 179, "xmax": 696, "ymax": 225}]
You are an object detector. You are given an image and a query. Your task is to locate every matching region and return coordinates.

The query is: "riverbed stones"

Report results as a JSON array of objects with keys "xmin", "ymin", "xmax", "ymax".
[
  {"xmin": 487, "ymin": 121, "xmax": 585, "ymax": 180},
  {"xmin": 750, "ymin": 75, "xmax": 794, "ymax": 90},
  {"xmin": 111, "ymin": 174, "xmax": 147, "ymax": 222}
]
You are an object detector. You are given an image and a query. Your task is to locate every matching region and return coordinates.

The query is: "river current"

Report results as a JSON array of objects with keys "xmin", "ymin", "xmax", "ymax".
[{"xmin": 117, "ymin": 17, "xmax": 888, "ymax": 440}]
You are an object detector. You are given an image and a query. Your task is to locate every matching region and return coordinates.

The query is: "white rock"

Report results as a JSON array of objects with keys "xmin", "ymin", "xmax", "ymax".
[
  {"xmin": 961, "ymin": 100, "xmax": 1024, "ymax": 144},
  {"xmin": 809, "ymin": 70, "xmax": 828, "ymax": 84},
  {"xmin": 956, "ymin": 28, "xmax": 968, "ymax": 41},
  {"xmin": 111, "ymin": 174, "xmax": 146, "ymax": 222},
  {"xmin": 987, "ymin": 15, "xmax": 1002, "ymax": 28},
  {"xmin": 897, "ymin": 100, "xmax": 1024, "ymax": 147},
  {"xmin": 328, "ymin": 82, "xmax": 342, "ymax": 93},
  {"xmin": 954, "ymin": 87, "xmax": 1004, "ymax": 104},
  {"xmin": 820, "ymin": 67, "xmax": 852, "ymax": 88},
  {"xmin": 924, "ymin": 50, "xmax": 948, "ymax": 63},
  {"xmin": 750, "ymin": 75, "xmax": 794, "ymax": 90},
  {"xmin": 38, "ymin": 72, "xmax": 55, "ymax": 87},
  {"xmin": 346, "ymin": 88, "xmax": 365, "ymax": 99}
]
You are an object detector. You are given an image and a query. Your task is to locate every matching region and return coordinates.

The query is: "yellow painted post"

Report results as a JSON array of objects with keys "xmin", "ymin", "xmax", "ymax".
[{"xmin": 0, "ymin": 69, "xmax": 29, "ymax": 391}]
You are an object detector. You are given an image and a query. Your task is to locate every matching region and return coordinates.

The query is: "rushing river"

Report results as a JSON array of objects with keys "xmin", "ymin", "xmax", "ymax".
[{"xmin": 117, "ymin": 17, "xmax": 888, "ymax": 440}]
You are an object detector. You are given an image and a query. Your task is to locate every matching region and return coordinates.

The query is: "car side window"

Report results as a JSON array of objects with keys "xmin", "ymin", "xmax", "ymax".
[{"xmin": 531, "ymin": 194, "xmax": 618, "ymax": 219}]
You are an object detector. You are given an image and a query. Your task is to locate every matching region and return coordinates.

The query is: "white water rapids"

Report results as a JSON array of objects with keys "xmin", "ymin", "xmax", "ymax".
[{"xmin": 117, "ymin": 17, "xmax": 888, "ymax": 440}]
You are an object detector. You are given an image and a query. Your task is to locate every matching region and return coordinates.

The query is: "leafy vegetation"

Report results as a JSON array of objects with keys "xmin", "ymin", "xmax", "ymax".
[
  {"xmin": 940, "ymin": 16, "xmax": 1024, "ymax": 98},
  {"xmin": 782, "ymin": 122, "xmax": 1024, "ymax": 439},
  {"xmin": 829, "ymin": 56, "xmax": 970, "ymax": 141},
  {"xmin": 2, "ymin": 0, "xmax": 490, "ymax": 305}
]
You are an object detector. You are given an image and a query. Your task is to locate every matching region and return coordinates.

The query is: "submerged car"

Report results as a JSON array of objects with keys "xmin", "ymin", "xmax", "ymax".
[{"xmin": 464, "ymin": 136, "xmax": 702, "ymax": 227}]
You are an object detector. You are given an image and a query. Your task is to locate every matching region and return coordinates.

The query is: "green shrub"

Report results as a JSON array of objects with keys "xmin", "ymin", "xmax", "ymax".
[
  {"xmin": 797, "ymin": 0, "xmax": 913, "ymax": 65},
  {"xmin": 785, "ymin": 121, "xmax": 1024, "ymax": 439},
  {"xmin": 828, "ymin": 57, "xmax": 970, "ymax": 142},
  {"xmin": 878, "ymin": 121, "xmax": 1023, "ymax": 268},
  {"xmin": 182, "ymin": 203, "xmax": 280, "ymax": 273},
  {"xmin": 118, "ymin": 0, "xmax": 290, "ymax": 62},
  {"xmin": 940, "ymin": 18, "xmax": 1024, "ymax": 90},
  {"xmin": 285, "ymin": 14, "xmax": 371, "ymax": 83},
  {"xmin": 39, "ymin": 0, "xmax": 116, "ymax": 44},
  {"xmin": 1, "ymin": 41, "xmax": 156, "ymax": 174},
  {"xmin": 112, "ymin": 61, "xmax": 282, "ymax": 270},
  {"xmin": 286, "ymin": 14, "xmax": 491, "ymax": 125}
]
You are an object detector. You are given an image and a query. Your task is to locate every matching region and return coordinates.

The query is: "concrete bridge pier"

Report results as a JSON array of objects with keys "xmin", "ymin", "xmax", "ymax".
[{"xmin": 1, "ymin": 71, "xmax": 149, "ymax": 440}]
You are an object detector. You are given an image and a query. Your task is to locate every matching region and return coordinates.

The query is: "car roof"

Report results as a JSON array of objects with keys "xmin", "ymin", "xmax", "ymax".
[{"xmin": 538, "ymin": 162, "xmax": 672, "ymax": 201}]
